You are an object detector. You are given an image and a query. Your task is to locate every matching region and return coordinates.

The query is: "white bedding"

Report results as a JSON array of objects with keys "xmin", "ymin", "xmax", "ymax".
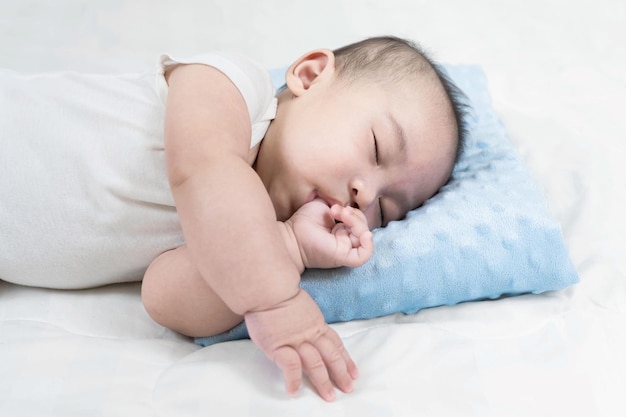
[{"xmin": 1, "ymin": 1, "xmax": 624, "ymax": 416}]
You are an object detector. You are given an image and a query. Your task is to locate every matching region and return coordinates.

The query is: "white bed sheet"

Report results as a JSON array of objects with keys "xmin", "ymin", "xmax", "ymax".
[{"xmin": 1, "ymin": 1, "xmax": 624, "ymax": 416}]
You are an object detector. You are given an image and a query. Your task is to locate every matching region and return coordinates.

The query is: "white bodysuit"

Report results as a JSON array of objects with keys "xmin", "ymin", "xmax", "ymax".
[{"xmin": 0, "ymin": 52, "xmax": 277, "ymax": 289}]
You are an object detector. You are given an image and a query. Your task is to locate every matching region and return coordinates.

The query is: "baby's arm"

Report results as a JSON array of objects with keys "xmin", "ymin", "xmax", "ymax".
[
  {"xmin": 142, "ymin": 200, "xmax": 372, "ymax": 336},
  {"xmin": 142, "ymin": 245, "xmax": 244, "ymax": 337},
  {"xmin": 149, "ymin": 64, "xmax": 355, "ymax": 401},
  {"xmin": 162, "ymin": 64, "xmax": 297, "ymax": 315}
]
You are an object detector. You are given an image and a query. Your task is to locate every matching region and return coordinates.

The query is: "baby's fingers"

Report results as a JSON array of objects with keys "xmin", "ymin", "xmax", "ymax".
[
  {"xmin": 273, "ymin": 346, "xmax": 303, "ymax": 397},
  {"xmin": 298, "ymin": 343, "xmax": 336, "ymax": 402},
  {"xmin": 330, "ymin": 205, "xmax": 368, "ymax": 234},
  {"xmin": 315, "ymin": 330, "xmax": 358, "ymax": 394},
  {"xmin": 330, "ymin": 205, "xmax": 373, "ymax": 264}
]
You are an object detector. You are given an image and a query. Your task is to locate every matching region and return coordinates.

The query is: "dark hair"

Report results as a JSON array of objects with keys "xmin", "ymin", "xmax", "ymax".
[{"xmin": 332, "ymin": 36, "xmax": 469, "ymax": 164}]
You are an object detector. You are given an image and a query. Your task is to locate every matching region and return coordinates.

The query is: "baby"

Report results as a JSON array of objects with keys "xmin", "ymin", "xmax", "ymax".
[{"xmin": 0, "ymin": 36, "xmax": 466, "ymax": 401}]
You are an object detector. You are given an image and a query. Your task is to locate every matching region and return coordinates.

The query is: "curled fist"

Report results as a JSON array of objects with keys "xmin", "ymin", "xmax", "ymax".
[{"xmin": 286, "ymin": 199, "xmax": 374, "ymax": 269}]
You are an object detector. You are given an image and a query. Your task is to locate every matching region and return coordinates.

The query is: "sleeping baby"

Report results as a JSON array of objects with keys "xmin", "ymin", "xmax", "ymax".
[{"xmin": 0, "ymin": 36, "xmax": 466, "ymax": 402}]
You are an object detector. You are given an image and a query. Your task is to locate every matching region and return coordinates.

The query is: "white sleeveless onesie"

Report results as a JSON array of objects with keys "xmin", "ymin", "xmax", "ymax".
[{"xmin": 0, "ymin": 52, "xmax": 277, "ymax": 289}]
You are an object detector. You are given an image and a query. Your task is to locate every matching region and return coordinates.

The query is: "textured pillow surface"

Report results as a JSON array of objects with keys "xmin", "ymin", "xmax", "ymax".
[{"xmin": 196, "ymin": 65, "xmax": 578, "ymax": 346}]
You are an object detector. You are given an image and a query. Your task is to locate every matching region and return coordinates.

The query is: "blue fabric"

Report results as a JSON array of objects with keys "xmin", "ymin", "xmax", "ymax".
[{"xmin": 195, "ymin": 65, "xmax": 578, "ymax": 346}]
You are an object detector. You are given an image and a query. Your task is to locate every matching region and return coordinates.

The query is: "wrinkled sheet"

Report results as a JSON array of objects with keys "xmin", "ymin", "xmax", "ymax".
[{"xmin": 1, "ymin": 1, "xmax": 624, "ymax": 416}]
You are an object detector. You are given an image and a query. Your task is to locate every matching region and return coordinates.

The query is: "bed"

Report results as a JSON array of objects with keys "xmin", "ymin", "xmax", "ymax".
[{"xmin": 1, "ymin": 1, "xmax": 624, "ymax": 416}]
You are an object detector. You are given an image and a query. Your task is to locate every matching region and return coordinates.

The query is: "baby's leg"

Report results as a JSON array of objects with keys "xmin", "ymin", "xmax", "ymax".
[{"xmin": 141, "ymin": 246, "xmax": 243, "ymax": 337}]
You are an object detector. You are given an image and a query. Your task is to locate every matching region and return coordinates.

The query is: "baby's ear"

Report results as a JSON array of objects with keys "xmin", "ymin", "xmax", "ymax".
[{"xmin": 285, "ymin": 49, "xmax": 335, "ymax": 96}]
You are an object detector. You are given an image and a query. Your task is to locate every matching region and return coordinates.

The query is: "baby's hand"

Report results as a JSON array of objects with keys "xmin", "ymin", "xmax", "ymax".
[
  {"xmin": 286, "ymin": 199, "xmax": 374, "ymax": 269},
  {"xmin": 244, "ymin": 289, "xmax": 359, "ymax": 401}
]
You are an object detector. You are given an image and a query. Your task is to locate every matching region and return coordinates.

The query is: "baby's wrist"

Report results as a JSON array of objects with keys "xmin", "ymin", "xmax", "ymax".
[{"xmin": 277, "ymin": 221, "xmax": 306, "ymax": 274}]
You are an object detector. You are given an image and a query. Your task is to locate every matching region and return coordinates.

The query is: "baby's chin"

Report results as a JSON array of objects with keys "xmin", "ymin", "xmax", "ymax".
[
  {"xmin": 274, "ymin": 190, "xmax": 321, "ymax": 221},
  {"xmin": 276, "ymin": 197, "xmax": 313, "ymax": 221}
]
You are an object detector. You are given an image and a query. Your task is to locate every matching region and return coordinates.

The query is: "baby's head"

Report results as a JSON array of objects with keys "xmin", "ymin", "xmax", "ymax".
[
  {"xmin": 256, "ymin": 36, "xmax": 468, "ymax": 229},
  {"xmin": 332, "ymin": 36, "xmax": 467, "ymax": 159}
]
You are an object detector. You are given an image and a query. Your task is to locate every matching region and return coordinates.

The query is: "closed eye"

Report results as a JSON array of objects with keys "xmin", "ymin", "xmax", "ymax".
[
  {"xmin": 372, "ymin": 131, "xmax": 379, "ymax": 165},
  {"xmin": 372, "ymin": 132, "xmax": 384, "ymax": 226}
]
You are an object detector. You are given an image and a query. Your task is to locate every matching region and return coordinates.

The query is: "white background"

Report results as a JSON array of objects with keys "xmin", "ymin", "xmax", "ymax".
[{"xmin": 1, "ymin": 1, "xmax": 625, "ymax": 416}]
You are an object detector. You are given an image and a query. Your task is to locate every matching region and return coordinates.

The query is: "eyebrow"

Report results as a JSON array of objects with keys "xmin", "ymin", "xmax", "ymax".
[{"xmin": 387, "ymin": 112, "xmax": 407, "ymax": 156}]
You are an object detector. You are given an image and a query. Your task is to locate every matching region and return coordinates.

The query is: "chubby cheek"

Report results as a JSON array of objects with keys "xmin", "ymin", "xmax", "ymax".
[{"xmin": 360, "ymin": 206, "xmax": 381, "ymax": 230}]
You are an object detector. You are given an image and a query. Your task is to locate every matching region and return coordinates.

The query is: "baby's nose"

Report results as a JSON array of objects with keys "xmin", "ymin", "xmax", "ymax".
[{"xmin": 350, "ymin": 181, "xmax": 376, "ymax": 211}]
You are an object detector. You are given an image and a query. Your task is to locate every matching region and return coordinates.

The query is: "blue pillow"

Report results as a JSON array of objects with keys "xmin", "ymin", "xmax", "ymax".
[{"xmin": 195, "ymin": 65, "xmax": 578, "ymax": 346}]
